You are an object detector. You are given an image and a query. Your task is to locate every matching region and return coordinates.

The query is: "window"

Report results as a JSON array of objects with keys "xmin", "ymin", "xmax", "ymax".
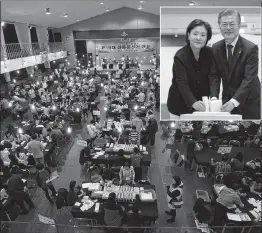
[
  {"xmin": 3, "ymin": 23, "xmax": 19, "ymax": 44},
  {"xmin": 54, "ymin": 32, "xmax": 62, "ymax": 42}
]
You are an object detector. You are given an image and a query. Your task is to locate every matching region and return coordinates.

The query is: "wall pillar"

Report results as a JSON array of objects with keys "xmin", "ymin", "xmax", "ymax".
[{"xmin": 14, "ymin": 22, "xmax": 34, "ymax": 75}]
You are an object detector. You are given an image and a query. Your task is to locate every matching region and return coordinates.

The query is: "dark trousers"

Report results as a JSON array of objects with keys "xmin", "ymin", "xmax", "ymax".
[
  {"xmin": 83, "ymin": 108, "xmax": 88, "ymax": 118},
  {"xmin": 212, "ymin": 202, "xmax": 228, "ymax": 227},
  {"xmin": 42, "ymin": 184, "xmax": 57, "ymax": 203},
  {"xmin": 134, "ymin": 167, "xmax": 142, "ymax": 181},
  {"xmin": 169, "ymin": 209, "xmax": 177, "ymax": 220},
  {"xmin": 148, "ymin": 133, "xmax": 156, "ymax": 146},
  {"xmin": 12, "ymin": 191, "xmax": 34, "ymax": 212}
]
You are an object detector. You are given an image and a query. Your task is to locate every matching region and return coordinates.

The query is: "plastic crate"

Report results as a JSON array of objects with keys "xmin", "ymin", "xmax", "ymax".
[{"xmin": 196, "ymin": 190, "xmax": 210, "ymax": 203}]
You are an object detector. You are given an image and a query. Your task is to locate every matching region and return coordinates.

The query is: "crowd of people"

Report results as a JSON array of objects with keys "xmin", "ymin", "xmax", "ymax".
[{"xmin": 0, "ymin": 63, "xmax": 162, "ymax": 232}]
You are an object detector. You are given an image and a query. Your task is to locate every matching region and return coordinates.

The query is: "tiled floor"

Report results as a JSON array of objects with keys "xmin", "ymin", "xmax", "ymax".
[{"xmin": 2, "ymin": 90, "xmax": 214, "ymax": 233}]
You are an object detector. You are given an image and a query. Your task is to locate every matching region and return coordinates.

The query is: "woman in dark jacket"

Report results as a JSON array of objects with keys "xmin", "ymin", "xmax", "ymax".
[{"xmin": 167, "ymin": 19, "xmax": 213, "ymax": 117}]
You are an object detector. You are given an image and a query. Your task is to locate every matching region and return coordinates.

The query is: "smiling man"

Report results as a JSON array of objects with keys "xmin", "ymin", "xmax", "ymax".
[{"xmin": 209, "ymin": 9, "xmax": 261, "ymax": 119}]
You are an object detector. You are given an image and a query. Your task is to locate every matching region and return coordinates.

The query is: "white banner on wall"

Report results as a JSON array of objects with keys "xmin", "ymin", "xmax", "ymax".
[{"xmin": 96, "ymin": 39, "xmax": 155, "ymax": 53}]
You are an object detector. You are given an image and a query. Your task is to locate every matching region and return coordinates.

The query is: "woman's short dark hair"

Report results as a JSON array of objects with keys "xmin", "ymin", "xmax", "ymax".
[
  {"xmin": 134, "ymin": 147, "xmax": 140, "ymax": 154},
  {"xmin": 69, "ymin": 180, "xmax": 76, "ymax": 191},
  {"xmin": 173, "ymin": 176, "xmax": 181, "ymax": 186},
  {"xmin": 185, "ymin": 19, "xmax": 212, "ymax": 45},
  {"xmin": 108, "ymin": 192, "xmax": 116, "ymax": 202},
  {"xmin": 235, "ymin": 152, "xmax": 243, "ymax": 162},
  {"xmin": 118, "ymin": 149, "xmax": 124, "ymax": 156},
  {"xmin": 36, "ymin": 163, "xmax": 44, "ymax": 170}
]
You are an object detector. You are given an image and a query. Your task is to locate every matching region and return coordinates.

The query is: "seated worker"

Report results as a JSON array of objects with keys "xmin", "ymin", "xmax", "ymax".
[
  {"xmin": 230, "ymin": 152, "xmax": 244, "ymax": 172},
  {"xmin": 15, "ymin": 147, "xmax": 29, "ymax": 167},
  {"xmin": 245, "ymin": 157, "xmax": 261, "ymax": 175},
  {"xmin": 210, "ymin": 154, "xmax": 231, "ymax": 177},
  {"xmin": 109, "ymin": 124, "xmax": 119, "ymax": 143},
  {"xmin": 119, "ymin": 160, "xmax": 135, "ymax": 185},
  {"xmin": 242, "ymin": 173, "xmax": 262, "ymax": 198},
  {"xmin": 67, "ymin": 180, "xmax": 85, "ymax": 206},
  {"xmin": 0, "ymin": 145, "xmax": 11, "ymax": 167},
  {"xmin": 103, "ymin": 192, "xmax": 126, "ymax": 228},
  {"xmin": 212, "ymin": 174, "xmax": 244, "ymax": 226},
  {"xmin": 136, "ymin": 91, "xmax": 145, "ymax": 103},
  {"xmin": 127, "ymin": 208, "xmax": 143, "ymax": 233},
  {"xmin": 17, "ymin": 133, "xmax": 31, "ymax": 143},
  {"xmin": 51, "ymin": 124, "xmax": 63, "ymax": 140}
]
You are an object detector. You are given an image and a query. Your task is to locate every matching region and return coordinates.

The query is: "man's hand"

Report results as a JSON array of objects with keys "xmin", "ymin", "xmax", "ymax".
[
  {"xmin": 221, "ymin": 101, "xmax": 235, "ymax": 112},
  {"xmin": 192, "ymin": 101, "xmax": 206, "ymax": 112}
]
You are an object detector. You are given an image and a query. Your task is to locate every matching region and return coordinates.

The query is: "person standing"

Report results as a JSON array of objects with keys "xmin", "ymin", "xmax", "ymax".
[
  {"xmin": 131, "ymin": 114, "xmax": 143, "ymax": 133},
  {"xmin": 146, "ymin": 115, "xmax": 158, "ymax": 146},
  {"xmin": 165, "ymin": 176, "xmax": 184, "ymax": 223},
  {"xmin": 167, "ymin": 19, "xmax": 213, "ymax": 117},
  {"xmin": 36, "ymin": 163, "xmax": 57, "ymax": 204},
  {"xmin": 8, "ymin": 169, "xmax": 35, "ymax": 214},
  {"xmin": 27, "ymin": 134, "xmax": 45, "ymax": 164},
  {"xmin": 209, "ymin": 9, "xmax": 260, "ymax": 119}
]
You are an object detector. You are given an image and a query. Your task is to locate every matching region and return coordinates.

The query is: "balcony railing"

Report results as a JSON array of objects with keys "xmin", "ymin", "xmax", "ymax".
[
  {"xmin": 1, "ymin": 220, "xmax": 261, "ymax": 233},
  {"xmin": 1, "ymin": 42, "xmax": 66, "ymax": 61}
]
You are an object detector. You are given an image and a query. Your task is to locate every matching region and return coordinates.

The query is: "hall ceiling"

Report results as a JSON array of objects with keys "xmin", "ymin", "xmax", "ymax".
[{"xmin": 1, "ymin": 0, "xmax": 261, "ymax": 28}]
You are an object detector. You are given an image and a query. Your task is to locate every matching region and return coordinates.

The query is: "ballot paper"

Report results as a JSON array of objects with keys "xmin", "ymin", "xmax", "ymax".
[
  {"xmin": 80, "ymin": 202, "xmax": 94, "ymax": 211},
  {"xmin": 74, "ymin": 202, "xmax": 81, "ymax": 207},
  {"xmin": 202, "ymin": 96, "xmax": 210, "ymax": 112},
  {"xmin": 46, "ymin": 170, "xmax": 59, "ymax": 183},
  {"xmin": 94, "ymin": 203, "xmax": 100, "ymax": 213},
  {"xmin": 210, "ymin": 99, "xmax": 222, "ymax": 112},
  {"xmin": 82, "ymin": 183, "xmax": 90, "ymax": 189},
  {"xmin": 227, "ymin": 213, "xmax": 242, "ymax": 221}
]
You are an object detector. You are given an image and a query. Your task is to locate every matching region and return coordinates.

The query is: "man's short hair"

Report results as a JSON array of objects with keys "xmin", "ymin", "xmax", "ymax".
[{"xmin": 218, "ymin": 9, "xmax": 241, "ymax": 25}]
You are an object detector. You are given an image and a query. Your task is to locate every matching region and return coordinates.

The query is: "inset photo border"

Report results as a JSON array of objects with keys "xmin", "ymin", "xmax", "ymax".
[{"xmin": 160, "ymin": 6, "xmax": 261, "ymax": 121}]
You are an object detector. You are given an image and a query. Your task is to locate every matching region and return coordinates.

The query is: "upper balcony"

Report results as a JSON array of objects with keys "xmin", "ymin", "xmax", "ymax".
[{"xmin": 0, "ymin": 42, "xmax": 68, "ymax": 74}]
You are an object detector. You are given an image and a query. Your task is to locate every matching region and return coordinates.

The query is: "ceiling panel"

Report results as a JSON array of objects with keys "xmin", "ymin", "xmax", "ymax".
[{"xmin": 1, "ymin": 0, "xmax": 261, "ymax": 28}]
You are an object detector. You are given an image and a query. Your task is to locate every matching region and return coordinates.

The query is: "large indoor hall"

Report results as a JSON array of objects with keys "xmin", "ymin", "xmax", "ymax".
[{"xmin": 1, "ymin": 1, "xmax": 262, "ymax": 233}]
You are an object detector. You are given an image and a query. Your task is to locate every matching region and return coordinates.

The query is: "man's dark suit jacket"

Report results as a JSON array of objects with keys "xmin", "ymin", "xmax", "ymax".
[
  {"xmin": 167, "ymin": 45, "xmax": 213, "ymax": 116},
  {"xmin": 209, "ymin": 36, "xmax": 261, "ymax": 119}
]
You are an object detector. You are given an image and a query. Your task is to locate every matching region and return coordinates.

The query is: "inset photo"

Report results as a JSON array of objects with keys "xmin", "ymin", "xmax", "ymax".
[{"xmin": 160, "ymin": 7, "xmax": 261, "ymax": 120}]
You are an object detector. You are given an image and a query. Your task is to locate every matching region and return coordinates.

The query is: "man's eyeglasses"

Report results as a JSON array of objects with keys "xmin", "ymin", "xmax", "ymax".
[{"xmin": 220, "ymin": 23, "xmax": 238, "ymax": 29}]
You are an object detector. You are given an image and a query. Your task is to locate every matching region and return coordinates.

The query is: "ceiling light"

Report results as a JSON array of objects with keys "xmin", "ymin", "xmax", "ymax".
[
  {"xmin": 106, "ymin": 8, "xmax": 110, "ymax": 12},
  {"xmin": 138, "ymin": 5, "xmax": 142, "ymax": 10},
  {"xmin": 45, "ymin": 8, "xmax": 51, "ymax": 15},
  {"xmin": 140, "ymin": 1, "xmax": 144, "ymax": 3},
  {"xmin": 76, "ymin": 19, "xmax": 80, "ymax": 22},
  {"xmin": 1, "ymin": 22, "xmax": 5, "ymax": 27},
  {"xmin": 63, "ymin": 14, "xmax": 68, "ymax": 18},
  {"xmin": 189, "ymin": 1, "xmax": 196, "ymax": 6},
  {"xmin": 100, "ymin": 1, "xmax": 104, "ymax": 4}
]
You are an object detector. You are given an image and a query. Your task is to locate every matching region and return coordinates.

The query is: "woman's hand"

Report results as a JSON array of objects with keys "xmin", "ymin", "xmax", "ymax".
[{"xmin": 192, "ymin": 101, "xmax": 206, "ymax": 112}]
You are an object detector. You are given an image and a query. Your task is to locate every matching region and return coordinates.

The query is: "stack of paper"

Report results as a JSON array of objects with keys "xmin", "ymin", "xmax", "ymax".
[
  {"xmin": 227, "ymin": 213, "xmax": 242, "ymax": 221},
  {"xmin": 94, "ymin": 203, "xmax": 100, "ymax": 213}
]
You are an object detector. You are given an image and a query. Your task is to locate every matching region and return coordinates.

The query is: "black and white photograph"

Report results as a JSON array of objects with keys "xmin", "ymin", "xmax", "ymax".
[
  {"xmin": 1, "ymin": 0, "xmax": 262, "ymax": 233},
  {"xmin": 160, "ymin": 7, "xmax": 261, "ymax": 120}
]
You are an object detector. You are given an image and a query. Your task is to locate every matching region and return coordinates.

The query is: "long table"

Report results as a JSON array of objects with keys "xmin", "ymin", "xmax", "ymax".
[
  {"xmin": 194, "ymin": 147, "xmax": 262, "ymax": 166},
  {"xmin": 91, "ymin": 153, "xmax": 151, "ymax": 167},
  {"xmin": 71, "ymin": 184, "xmax": 158, "ymax": 224}
]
